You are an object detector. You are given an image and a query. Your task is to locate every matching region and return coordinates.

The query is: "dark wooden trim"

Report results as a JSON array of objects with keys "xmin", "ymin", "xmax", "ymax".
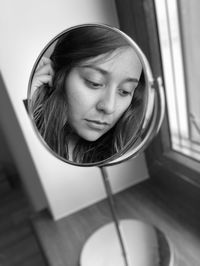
[
  {"xmin": 149, "ymin": 163, "xmax": 200, "ymax": 211},
  {"xmin": 115, "ymin": 0, "xmax": 151, "ymax": 61}
]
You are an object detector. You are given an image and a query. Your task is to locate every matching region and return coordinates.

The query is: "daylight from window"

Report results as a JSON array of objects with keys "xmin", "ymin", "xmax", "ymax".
[{"xmin": 155, "ymin": 0, "xmax": 200, "ymax": 161}]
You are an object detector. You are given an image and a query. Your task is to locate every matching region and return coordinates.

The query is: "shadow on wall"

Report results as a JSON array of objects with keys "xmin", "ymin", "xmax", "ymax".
[
  {"xmin": 0, "ymin": 72, "xmax": 48, "ymax": 210},
  {"xmin": 0, "ymin": 123, "xmax": 19, "ymax": 187}
]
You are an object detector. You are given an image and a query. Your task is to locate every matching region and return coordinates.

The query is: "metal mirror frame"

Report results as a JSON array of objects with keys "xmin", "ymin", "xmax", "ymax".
[
  {"xmin": 27, "ymin": 23, "xmax": 165, "ymax": 168},
  {"xmin": 27, "ymin": 23, "xmax": 170, "ymax": 266}
]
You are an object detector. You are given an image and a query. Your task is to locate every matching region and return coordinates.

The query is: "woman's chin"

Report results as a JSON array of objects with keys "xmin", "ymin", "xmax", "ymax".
[{"xmin": 79, "ymin": 131, "xmax": 103, "ymax": 142}]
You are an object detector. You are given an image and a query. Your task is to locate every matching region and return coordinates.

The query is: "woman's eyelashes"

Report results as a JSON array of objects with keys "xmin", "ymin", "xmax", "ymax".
[
  {"xmin": 118, "ymin": 89, "xmax": 132, "ymax": 97},
  {"xmin": 84, "ymin": 77, "xmax": 135, "ymax": 97},
  {"xmin": 80, "ymin": 69, "xmax": 104, "ymax": 89},
  {"xmin": 80, "ymin": 68, "xmax": 136, "ymax": 97},
  {"xmin": 85, "ymin": 78, "xmax": 104, "ymax": 89}
]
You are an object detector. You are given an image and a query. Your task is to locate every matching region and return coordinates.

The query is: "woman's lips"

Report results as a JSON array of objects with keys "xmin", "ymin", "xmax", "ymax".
[{"xmin": 85, "ymin": 119, "xmax": 110, "ymax": 130}]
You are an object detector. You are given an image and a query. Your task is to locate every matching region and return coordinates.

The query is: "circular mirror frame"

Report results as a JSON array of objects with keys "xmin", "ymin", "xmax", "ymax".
[{"xmin": 27, "ymin": 23, "xmax": 165, "ymax": 168}]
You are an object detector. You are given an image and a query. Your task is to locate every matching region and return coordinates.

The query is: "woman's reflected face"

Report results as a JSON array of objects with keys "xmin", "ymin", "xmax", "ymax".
[{"xmin": 65, "ymin": 47, "xmax": 142, "ymax": 141}]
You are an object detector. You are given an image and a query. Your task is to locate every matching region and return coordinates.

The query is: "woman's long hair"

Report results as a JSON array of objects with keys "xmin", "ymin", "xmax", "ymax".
[{"xmin": 31, "ymin": 26, "xmax": 146, "ymax": 163}]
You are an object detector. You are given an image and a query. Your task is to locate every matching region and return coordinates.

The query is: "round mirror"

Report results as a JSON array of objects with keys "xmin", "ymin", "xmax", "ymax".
[
  {"xmin": 27, "ymin": 24, "xmax": 169, "ymax": 266},
  {"xmin": 27, "ymin": 24, "xmax": 164, "ymax": 167}
]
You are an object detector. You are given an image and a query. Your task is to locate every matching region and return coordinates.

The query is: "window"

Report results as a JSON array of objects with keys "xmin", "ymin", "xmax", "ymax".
[
  {"xmin": 155, "ymin": 0, "xmax": 200, "ymax": 162},
  {"xmin": 115, "ymin": 0, "xmax": 200, "ymax": 184}
]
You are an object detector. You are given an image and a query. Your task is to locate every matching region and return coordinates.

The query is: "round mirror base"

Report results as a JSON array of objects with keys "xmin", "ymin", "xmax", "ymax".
[{"xmin": 80, "ymin": 219, "xmax": 173, "ymax": 266}]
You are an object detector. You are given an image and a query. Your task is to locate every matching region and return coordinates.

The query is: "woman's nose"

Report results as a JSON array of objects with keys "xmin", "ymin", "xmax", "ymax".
[{"xmin": 96, "ymin": 89, "xmax": 116, "ymax": 114}]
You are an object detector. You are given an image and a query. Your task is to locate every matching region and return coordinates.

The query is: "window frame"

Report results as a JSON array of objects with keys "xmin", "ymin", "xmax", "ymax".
[{"xmin": 115, "ymin": 0, "xmax": 200, "ymax": 186}]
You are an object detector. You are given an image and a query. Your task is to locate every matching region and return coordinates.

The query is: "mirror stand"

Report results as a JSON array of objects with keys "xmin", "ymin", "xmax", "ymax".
[
  {"xmin": 80, "ymin": 166, "xmax": 128, "ymax": 266},
  {"xmin": 100, "ymin": 166, "xmax": 129, "ymax": 266},
  {"xmin": 80, "ymin": 167, "xmax": 174, "ymax": 266},
  {"xmin": 27, "ymin": 24, "xmax": 174, "ymax": 266}
]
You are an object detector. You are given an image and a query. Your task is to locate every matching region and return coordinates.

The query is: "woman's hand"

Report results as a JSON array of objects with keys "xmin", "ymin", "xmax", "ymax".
[{"xmin": 31, "ymin": 57, "xmax": 54, "ymax": 97}]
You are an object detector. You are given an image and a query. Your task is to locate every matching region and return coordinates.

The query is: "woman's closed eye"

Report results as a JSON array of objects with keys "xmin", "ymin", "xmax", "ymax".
[
  {"xmin": 118, "ymin": 87, "xmax": 135, "ymax": 97},
  {"xmin": 85, "ymin": 78, "xmax": 104, "ymax": 89},
  {"xmin": 118, "ymin": 89, "xmax": 132, "ymax": 97},
  {"xmin": 118, "ymin": 81, "xmax": 138, "ymax": 97}
]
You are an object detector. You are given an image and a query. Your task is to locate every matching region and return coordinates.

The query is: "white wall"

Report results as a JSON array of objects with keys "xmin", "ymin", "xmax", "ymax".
[{"xmin": 0, "ymin": 0, "xmax": 149, "ymax": 220}]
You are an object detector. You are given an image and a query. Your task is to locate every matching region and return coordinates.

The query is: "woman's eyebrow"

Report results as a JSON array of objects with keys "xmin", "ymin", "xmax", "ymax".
[
  {"xmin": 80, "ymin": 65, "xmax": 108, "ymax": 75},
  {"xmin": 80, "ymin": 65, "xmax": 139, "ymax": 83},
  {"xmin": 124, "ymin": 77, "xmax": 139, "ymax": 84}
]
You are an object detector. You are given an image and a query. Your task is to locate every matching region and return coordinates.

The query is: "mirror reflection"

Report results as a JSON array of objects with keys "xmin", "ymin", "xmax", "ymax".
[
  {"xmin": 28, "ymin": 25, "xmax": 148, "ymax": 165},
  {"xmin": 27, "ymin": 24, "xmax": 169, "ymax": 266}
]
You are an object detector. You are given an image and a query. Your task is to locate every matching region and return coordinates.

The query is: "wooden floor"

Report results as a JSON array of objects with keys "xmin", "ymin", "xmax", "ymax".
[
  {"xmin": 0, "ymin": 176, "xmax": 46, "ymax": 266},
  {"xmin": 32, "ymin": 176, "xmax": 200, "ymax": 266}
]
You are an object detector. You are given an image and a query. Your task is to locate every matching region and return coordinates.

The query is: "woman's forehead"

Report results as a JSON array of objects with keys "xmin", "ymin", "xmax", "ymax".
[
  {"xmin": 78, "ymin": 47, "xmax": 142, "ymax": 68},
  {"xmin": 78, "ymin": 47, "xmax": 142, "ymax": 79}
]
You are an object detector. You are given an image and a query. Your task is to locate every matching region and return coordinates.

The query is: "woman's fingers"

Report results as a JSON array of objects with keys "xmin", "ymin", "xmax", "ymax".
[
  {"xmin": 34, "ymin": 63, "xmax": 54, "ymax": 77},
  {"xmin": 31, "ymin": 75, "xmax": 53, "ymax": 97},
  {"xmin": 32, "ymin": 74, "xmax": 53, "ymax": 88},
  {"xmin": 36, "ymin": 56, "xmax": 52, "ymax": 70},
  {"xmin": 31, "ymin": 57, "xmax": 54, "ymax": 96}
]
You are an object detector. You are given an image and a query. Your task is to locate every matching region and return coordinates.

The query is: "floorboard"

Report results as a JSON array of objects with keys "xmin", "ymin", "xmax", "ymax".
[{"xmin": 32, "ymin": 177, "xmax": 200, "ymax": 266}]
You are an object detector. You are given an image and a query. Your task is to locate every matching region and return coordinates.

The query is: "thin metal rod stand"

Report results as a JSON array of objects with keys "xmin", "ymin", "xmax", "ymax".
[{"xmin": 99, "ymin": 166, "xmax": 129, "ymax": 266}]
